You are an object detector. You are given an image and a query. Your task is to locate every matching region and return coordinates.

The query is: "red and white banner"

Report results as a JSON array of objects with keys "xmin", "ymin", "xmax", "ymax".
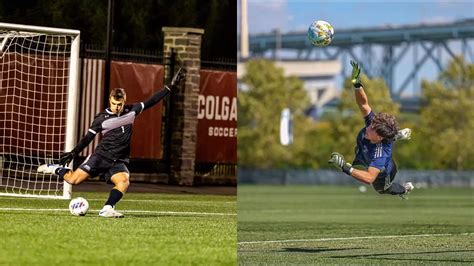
[{"xmin": 195, "ymin": 70, "xmax": 237, "ymax": 163}]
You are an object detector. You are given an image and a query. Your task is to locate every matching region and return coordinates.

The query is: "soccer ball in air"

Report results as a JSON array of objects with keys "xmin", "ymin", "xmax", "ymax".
[
  {"xmin": 307, "ymin": 20, "xmax": 334, "ymax": 47},
  {"xmin": 69, "ymin": 197, "xmax": 89, "ymax": 216}
]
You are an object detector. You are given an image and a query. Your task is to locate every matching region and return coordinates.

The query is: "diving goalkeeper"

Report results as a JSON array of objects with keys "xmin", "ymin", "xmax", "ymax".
[
  {"xmin": 38, "ymin": 68, "xmax": 186, "ymax": 217},
  {"xmin": 328, "ymin": 61, "xmax": 414, "ymax": 197}
]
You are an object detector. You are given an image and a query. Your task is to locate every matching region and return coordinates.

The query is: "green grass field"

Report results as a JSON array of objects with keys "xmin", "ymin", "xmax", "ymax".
[
  {"xmin": 238, "ymin": 185, "xmax": 474, "ymax": 265},
  {"xmin": 0, "ymin": 191, "xmax": 236, "ymax": 265}
]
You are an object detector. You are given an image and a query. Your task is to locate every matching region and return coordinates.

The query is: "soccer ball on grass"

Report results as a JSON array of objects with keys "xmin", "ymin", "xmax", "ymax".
[
  {"xmin": 69, "ymin": 197, "xmax": 89, "ymax": 216},
  {"xmin": 307, "ymin": 20, "xmax": 334, "ymax": 47}
]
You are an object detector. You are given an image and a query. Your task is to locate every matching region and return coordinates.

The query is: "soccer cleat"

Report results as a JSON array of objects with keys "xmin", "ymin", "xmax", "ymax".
[
  {"xmin": 37, "ymin": 164, "xmax": 60, "ymax": 174},
  {"xmin": 394, "ymin": 128, "xmax": 411, "ymax": 141},
  {"xmin": 403, "ymin": 182, "xmax": 414, "ymax": 193},
  {"xmin": 399, "ymin": 182, "xmax": 414, "ymax": 200},
  {"xmin": 98, "ymin": 205, "xmax": 124, "ymax": 218}
]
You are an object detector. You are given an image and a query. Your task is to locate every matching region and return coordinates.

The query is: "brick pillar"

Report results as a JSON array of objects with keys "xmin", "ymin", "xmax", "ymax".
[{"xmin": 162, "ymin": 27, "xmax": 204, "ymax": 186}]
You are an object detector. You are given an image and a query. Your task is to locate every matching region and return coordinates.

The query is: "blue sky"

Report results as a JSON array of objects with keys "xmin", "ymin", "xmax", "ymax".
[{"xmin": 241, "ymin": 0, "xmax": 474, "ymax": 34}]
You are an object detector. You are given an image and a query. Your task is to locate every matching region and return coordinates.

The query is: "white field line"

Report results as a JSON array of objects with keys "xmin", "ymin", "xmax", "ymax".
[
  {"xmin": 87, "ymin": 199, "xmax": 236, "ymax": 204},
  {"xmin": 0, "ymin": 207, "xmax": 236, "ymax": 216},
  {"xmin": 238, "ymin": 233, "xmax": 474, "ymax": 245},
  {"xmin": 0, "ymin": 197, "xmax": 235, "ymax": 204}
]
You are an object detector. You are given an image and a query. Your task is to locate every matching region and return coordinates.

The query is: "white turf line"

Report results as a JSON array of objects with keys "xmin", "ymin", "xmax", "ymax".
[
  {"xmin": 0, "ymin": 208, "xmax": 236, "ymax": 216},
  {"xmin": 0, "ymin": 197, "xmax": 235, "ymax": 204},
  {"xmin": 238, "ymin": 233, "xmax": 474, "ymax": 245}
]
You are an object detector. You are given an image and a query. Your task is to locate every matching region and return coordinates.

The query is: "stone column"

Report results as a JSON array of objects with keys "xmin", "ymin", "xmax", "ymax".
[{"xmin": 162, "ymin": 27, "xmax": 204, "ymax": 185}]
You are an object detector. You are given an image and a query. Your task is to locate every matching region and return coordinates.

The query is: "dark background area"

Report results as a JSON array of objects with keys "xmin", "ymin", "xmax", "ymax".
[{"xmin": 0, "ymin": 0, "xmax": 237, "ymax": 59}]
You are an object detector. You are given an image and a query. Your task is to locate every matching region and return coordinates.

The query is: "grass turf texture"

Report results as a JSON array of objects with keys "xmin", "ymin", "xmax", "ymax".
[
  {"xmin": 238, "ymin": 185, "xmax": 473, "ymax": 264},
  {"xmin": 0, "ymin": 192, "xmax": 236, "ymax": 265}
]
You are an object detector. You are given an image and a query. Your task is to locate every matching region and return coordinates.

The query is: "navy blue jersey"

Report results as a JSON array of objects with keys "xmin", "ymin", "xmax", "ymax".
[
  {"xmin": 88, "ymin": 102, "xmax": 144, "ymax": 162},
  {"xmin": 352, "ymin": 111, "xmax": 394, "ymax": 176}
]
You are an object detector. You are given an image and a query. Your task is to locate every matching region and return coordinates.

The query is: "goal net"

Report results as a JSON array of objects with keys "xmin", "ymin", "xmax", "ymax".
[{"xmin": 0, "ymin": 23, "xmax": 80, "ymax": 199}]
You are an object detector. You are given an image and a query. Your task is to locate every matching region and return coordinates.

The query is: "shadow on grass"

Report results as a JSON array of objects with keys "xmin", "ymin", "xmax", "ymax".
[
  {"xmin": 330, "ymin": 249, "xmax": 474, "ymax": 263},
  {"xmin": 280, "ymin": 247, "xmax": 364, "ymax": 253}
]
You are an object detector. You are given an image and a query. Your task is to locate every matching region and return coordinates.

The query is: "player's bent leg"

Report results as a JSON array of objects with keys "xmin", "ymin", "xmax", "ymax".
[
  {"xmin": 99, "ymin": 172, "xmax": 129, "ymax": 218},
  {"xmin": 383, "ymin": 183, "xmax": 406, "ymax": 195},
  {"xmin": 110, "ymin": 172, "xmax": 130, "ymax": 193},
  {"xmin": 371, "ymin": 178, "xmax": 386, "ymax": 194},
  {"xmin": 62, "ymin": 168, "xmax": 90, "ymax": 185}
]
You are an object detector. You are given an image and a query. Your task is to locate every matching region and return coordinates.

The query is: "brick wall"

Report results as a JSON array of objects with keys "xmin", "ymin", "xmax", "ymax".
[{"xmin": 162, "ymin": 27, "xmax": 204, "ymax": 185}]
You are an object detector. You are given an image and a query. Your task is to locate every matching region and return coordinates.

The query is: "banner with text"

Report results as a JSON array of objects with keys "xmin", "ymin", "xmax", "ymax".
[{"xmin": 196, "ymin": 70, "xmax": 237, "ymax": 163}]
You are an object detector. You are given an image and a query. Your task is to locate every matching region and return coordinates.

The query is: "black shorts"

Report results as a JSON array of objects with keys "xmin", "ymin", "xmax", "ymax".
[
  {"xmin": 372, "ymin": 160, "xmax": 398, "ymax": 193},
  {"xmin": 79, "ymin": 153, "xmax": 129, "ymax": 184}
]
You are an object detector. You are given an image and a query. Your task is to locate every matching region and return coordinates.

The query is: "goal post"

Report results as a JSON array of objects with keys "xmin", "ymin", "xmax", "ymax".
[{"xmin": 0, "ymin": 22, "xmax": 80, "ymax": 199}]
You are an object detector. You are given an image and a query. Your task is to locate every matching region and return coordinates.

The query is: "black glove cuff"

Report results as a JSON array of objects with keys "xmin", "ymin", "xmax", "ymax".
[
  {"xmin": 342, "ymin": 164, "xmax": 353, "ymax": 175},
  {"xmin": 353, "ymin": 82, "xmax": 363, "ymax": 89}
]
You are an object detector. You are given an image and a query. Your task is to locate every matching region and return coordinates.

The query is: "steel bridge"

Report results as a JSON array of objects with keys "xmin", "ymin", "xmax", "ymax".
[{"xmin": 243, "ymin": 19, "xmax": 474, "ymax": 99}]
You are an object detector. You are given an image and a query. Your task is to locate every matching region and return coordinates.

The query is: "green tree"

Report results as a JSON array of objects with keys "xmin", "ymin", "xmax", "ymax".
[
  {"xmin": 238, "ymin": 59, "xmax": 315, "ymax": 168},
  {"xmin": 419, "ymin": 56, "xmax": 474, "ymax": 170}
]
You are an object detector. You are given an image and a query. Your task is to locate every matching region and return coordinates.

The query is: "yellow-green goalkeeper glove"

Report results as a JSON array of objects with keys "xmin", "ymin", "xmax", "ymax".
[
  {"xmin": 350, "ymin": 60, "xmax": 362, "ymax": 89},
  {"xmin": 328, "ymin": 152, "xmax": 353, "ymax": 175}
]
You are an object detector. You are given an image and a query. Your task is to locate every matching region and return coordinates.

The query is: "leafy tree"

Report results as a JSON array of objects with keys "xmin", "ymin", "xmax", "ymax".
[
  {"xmin": 238, "ymin": 59, "xmax": 315, "ymax": 168},
  {"xmin": 419, "ymin": 56, "xmax": 474, "ymax": 170}
]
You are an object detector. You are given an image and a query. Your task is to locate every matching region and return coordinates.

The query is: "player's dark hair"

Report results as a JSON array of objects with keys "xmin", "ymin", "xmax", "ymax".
[
  {"xmin": 372, "ymin": 112, "xmax": 399, "ymax": 140},
  {"xmin": 110, "ymin": 88, "xmax": 126, "ymax": 101}
]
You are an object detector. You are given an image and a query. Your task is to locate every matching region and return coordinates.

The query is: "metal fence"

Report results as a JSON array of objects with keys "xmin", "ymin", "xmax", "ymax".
[
  {"xmin": 239, "ymin": 168, "xmax": 474, "ymax": 187},
  {"xmin": 81, "ymin": 43, "xmax": 236, "ymax": 70},
  {"xmin": 78, "ymin": 44, "xmax": 236, "ymax": 184}
]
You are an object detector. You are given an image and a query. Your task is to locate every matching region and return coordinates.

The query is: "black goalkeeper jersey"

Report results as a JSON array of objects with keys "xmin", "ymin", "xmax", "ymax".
[{"xmin": 88, "ymin": 103, "xmax": 144, "ymax": 162}]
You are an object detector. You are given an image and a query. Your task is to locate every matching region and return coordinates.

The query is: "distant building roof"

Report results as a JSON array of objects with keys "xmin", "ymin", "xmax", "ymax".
[{"xmin": 237, "ymin": 60, "xmax": 341, "ymax": 79}]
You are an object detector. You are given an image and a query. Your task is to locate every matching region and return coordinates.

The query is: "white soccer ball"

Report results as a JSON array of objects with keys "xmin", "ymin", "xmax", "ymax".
[
  {"xmin": 69, "ymin": 197, "xmax": 89, "ymax": 216},
  {"xmin": 358, "ymin": 185, "xmax": 367, "ymax": 193},
  {"xmin": 307, "ymin": 20, "xmax": 334, "ymax": 47}
]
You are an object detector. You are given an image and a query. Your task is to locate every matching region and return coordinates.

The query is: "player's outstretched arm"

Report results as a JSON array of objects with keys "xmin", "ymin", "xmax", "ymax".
[
  {"xmin": 59, "ymin": 131, "xmax": 96, "ymax": 166},
  {"xmin": 350, "ymin": 167, "xmax": 379, "ymax": 184},
  {"xmin": 350, "ymin": 61, "xmax": 371, "ymax": 117},
  {"xmin": 142, "ymin": 67, "xmax": 187, "ymax": 111},
  {"xmin": 328, "ymin": 152, "xmax": 379, "ymax": 184}
]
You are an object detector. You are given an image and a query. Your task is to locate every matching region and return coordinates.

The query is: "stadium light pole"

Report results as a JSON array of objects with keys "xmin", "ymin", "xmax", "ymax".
[{"xmin": 104, "ymin": 0, "xmax": 115, "ymax": 108}]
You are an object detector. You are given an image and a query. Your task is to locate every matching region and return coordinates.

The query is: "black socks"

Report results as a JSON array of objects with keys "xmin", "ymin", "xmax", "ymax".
[{"xmin": 104, "ymin": 188, "xmax": 124, "ymax": 207}]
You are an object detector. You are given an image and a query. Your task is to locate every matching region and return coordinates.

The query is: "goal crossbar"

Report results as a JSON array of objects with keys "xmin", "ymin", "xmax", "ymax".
[{"xmin": 0, "ymin": 22, "xmax": 80, "ymax": 36}]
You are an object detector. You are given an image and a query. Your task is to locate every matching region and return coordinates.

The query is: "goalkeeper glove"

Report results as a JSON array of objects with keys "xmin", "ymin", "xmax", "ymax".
[
  {"xmin": 350, "ymin": 60, "xmax": 362, "ymax": 89},
  {"xmin": 59, "ymin": 151, "xmax": 76, "ymax": 166},
  {"xmin": 170, "ymin": 67, "xmax": 187, "ymax": 87},
  {"xmin": 328, "ymin": 152, "xmax": 353, "ymax": 175}
]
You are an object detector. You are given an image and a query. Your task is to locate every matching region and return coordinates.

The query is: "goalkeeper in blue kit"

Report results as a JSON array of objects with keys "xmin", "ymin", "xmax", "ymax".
[
  {"xmin": 38, "ymin": 68, "xmax": 186, "ymax": 217},
  {"xmin": 328, "ymin": 61, "xmax": 414, "ymax": 197}
]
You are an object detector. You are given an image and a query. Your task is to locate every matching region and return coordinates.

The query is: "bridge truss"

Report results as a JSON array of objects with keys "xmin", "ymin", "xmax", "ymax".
[{"xmin": 245, "ymin": 19, "xmax": 474, "ymax": 99}]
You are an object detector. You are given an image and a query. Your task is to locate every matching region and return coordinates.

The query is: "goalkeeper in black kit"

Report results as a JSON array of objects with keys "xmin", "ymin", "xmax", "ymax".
[{"xmin": 38, "ymin": 68, "xmax": 186, "ymax": 218}]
